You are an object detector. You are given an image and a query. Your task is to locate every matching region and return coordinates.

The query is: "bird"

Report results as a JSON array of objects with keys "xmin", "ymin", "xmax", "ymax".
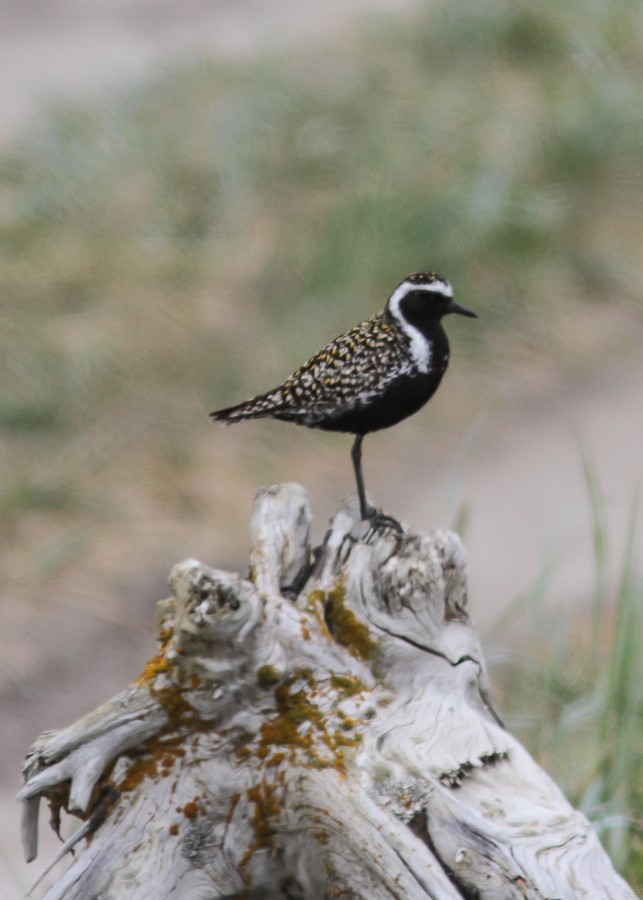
[{"xmin": 211, "ymin": 272, "xmax": 477, "ymax": 527}]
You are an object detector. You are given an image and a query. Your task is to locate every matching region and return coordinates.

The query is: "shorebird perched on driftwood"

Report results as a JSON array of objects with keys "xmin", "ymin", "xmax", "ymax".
[{"xmin": 211, "ymin": 272, "xmax": 477, "ymax": 526}]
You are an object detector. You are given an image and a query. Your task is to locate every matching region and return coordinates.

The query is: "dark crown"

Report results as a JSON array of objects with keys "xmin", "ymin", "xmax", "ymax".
[{"xmin": 404, "ymin": 272, "xmax": 446, "ymax": 287}]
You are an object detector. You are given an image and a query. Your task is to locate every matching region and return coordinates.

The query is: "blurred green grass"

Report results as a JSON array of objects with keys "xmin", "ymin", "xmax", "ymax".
[
  {"xmin": 492, "ymin": 459, "xmax": 642, "ymax": 889},
  {"xmin": 0, "ymin": 0, "xmax": 641, "ymax": 887}
]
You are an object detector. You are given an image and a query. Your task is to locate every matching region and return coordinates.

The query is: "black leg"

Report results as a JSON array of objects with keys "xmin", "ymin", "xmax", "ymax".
[
  {"xmin": 350, "ymin": 433, "xmax": 404, "ymax": 534},
  {"xmin": 351, "ymin": 434, "xmax": 369, "ymax": 520}
]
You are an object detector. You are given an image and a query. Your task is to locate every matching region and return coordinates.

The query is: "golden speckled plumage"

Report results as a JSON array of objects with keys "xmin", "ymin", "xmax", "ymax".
[
  {"xmin": 211, "ymin": 272, "xmax": 477, "ymax": 522},
  {"xmin": 250, "ymin": 312, "xmax": 413, "ymax": 423}
]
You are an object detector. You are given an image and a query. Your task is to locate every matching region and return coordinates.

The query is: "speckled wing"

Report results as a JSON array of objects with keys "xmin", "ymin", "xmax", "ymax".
[{"xmin": 211, "ymin": 313, "xmax": 411, "ymax": 425}]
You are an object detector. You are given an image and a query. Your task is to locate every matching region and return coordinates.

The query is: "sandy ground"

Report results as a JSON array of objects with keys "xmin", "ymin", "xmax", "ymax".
[{"xmin": 1, "ymin": 3, "xmax": 641, "ymax": 896}]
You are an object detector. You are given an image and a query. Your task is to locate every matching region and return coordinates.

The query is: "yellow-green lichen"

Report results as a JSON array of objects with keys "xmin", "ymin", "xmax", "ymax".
[
  {"xmin": 339, "ymin": 716, "xmax": 357, "ymax": 731},
  {"xmin": 251, "ymin": 664, "xmax": 371, "ymax": 773},
  {"xmin": 256, "ymin": 665, "xmax": 282, "ymax": 687},
  {"xmin": 330, "ymin": 673, "xmax": 365, "ymax": 697},
  {"xmin": 259, "ymin": 672, "xmax": 324, "ymax": 759},
  {"xmin": 321, "ymin": 582, "xmax": 379, "ymax": 661}
]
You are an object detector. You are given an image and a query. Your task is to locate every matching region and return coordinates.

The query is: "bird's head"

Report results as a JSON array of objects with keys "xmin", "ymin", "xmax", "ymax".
[{"xmin": 386, "ymin": 272, "xmax": 477, "ymax": 325}]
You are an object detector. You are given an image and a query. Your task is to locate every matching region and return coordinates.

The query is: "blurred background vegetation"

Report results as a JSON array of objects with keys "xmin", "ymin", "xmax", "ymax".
[{"xmin": 1, "ymin": 0, "xmax": 641, "ymax": 891}]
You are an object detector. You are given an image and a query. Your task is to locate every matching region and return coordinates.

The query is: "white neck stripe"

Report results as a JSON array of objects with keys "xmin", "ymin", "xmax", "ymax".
[{"xmin": 386, "ymin": 280, "xmax": 452, "ymax": 373}]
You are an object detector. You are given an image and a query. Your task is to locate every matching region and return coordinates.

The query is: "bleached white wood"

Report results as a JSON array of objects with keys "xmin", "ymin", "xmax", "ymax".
[
  {"xmin": 250, "ymin": 482, "xmax": 312, "ymax": 595},
  {"xmin": 19, "ymin": 483, "xmax": 635, "ymax": 899}
]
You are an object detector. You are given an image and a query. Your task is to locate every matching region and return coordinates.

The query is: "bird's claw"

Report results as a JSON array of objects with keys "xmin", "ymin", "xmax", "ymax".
[{"xmin": 363, "ymin": 508, "xmax": 405, "ymax": 536}]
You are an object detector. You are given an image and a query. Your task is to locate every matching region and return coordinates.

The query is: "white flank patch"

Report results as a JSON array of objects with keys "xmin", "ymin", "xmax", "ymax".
[{"xmin": 386, "ymin": 279, "xmax": 451, "ymax": 373}]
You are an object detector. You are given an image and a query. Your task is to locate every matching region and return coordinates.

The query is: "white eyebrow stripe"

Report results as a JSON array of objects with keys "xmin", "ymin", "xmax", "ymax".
[
  {"xmin": 387, "ymin": 280, "xmax": 453, "ymax": 319},
  {"xmin": 386, "ymin": 279, "xmax": 451, "ymax": 373}
]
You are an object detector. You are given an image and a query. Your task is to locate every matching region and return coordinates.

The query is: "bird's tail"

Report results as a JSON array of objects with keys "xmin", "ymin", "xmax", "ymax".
[{"xmin": 210, "ymin": 388, "xmax": 286, "ymax": 424}]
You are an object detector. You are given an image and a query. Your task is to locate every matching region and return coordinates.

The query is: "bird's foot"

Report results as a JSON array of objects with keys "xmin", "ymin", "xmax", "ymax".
[{"xmin": 362, "ymin": 507, "xmax": 404, "ymax": 536}]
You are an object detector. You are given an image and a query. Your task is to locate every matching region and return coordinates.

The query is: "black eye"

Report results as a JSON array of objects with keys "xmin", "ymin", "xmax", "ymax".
[{"xmin": 412, "ymin": 289, "xmax": 447, "ymax": 304}]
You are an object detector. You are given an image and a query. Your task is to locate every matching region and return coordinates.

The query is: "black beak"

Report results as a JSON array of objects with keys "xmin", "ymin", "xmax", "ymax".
[{"xmin": 448, "ymin": 300, "xmax": 477, "ymax": 318}]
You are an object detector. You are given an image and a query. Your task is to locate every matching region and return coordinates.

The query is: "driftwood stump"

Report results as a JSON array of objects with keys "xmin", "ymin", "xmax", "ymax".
[{"xmin": 20, "ymin": 483, "xmax": 634, "ymax": 899}]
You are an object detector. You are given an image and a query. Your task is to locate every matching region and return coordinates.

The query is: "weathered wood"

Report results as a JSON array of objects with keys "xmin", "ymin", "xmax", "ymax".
[{"xmin": 20, "ymin": 483, "xmax": 635, "ymax": 899}]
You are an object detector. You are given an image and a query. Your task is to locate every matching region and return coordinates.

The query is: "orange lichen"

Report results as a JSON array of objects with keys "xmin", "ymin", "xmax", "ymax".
[
  {"xmin": 182, "ymin": 800, "xmax": 199, "ymax": 820},
  {"xmin": 235, "ymin": 744, "xmax": 251, "ymax": 761},
  {"xmin": 135, "ymin": 629, "xmax": 203, "ymax": 732},
  {"xmin": 153, "ymin": 684, "xmax": 199, "ymax": 728},
  {"xmin": 266, "ymin": 751, "xmax": 286, "ymax": 767},
  {"xmin": 240, "ymin": 782, "xmax": 283, "ymax": 869},
  {"xmin": 136, "ymin": 650, "xmax": 173, "ymax": 686},
  {"xmin": 136, "ymin": 626, "xmax": 175, "ymax": 686},
  {"xmin": 168, "ymin": 823, "xmax": 179, "ymax": 836},
  {"xmin": 119, "ymin": 736, "xmax": 189, "ymax": 792},
  {"xmin": 248, "ymin": 783, "xmax": 280, "ymax": 841},
  {"xmin": 118, "ymin": 755, "xmax": 158, "ymax": 793}
]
